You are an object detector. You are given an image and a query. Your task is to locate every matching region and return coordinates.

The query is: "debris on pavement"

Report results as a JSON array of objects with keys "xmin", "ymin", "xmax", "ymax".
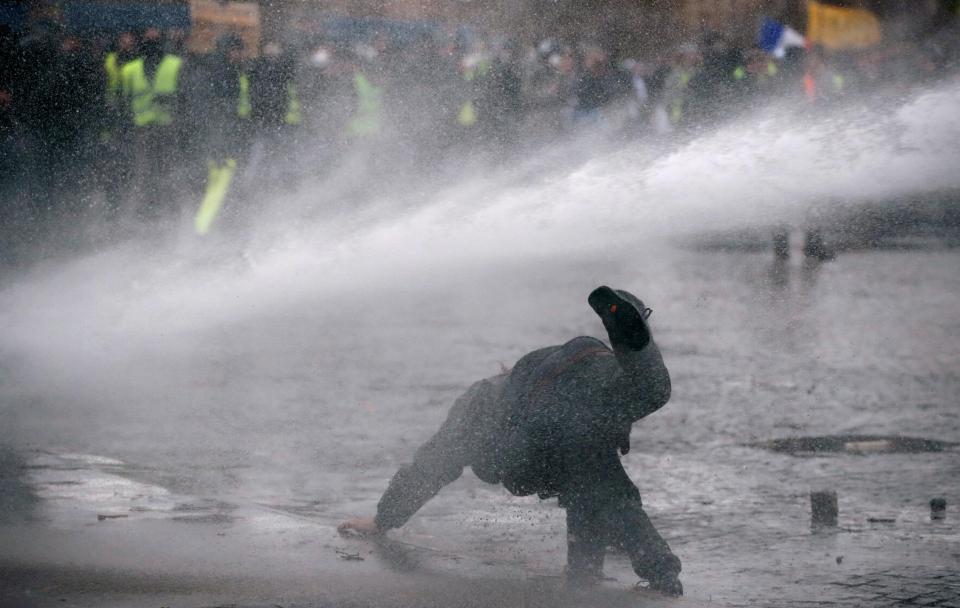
[{"xmin": 335, "ymin": 549, "xmax": 364, "ymax": 561}]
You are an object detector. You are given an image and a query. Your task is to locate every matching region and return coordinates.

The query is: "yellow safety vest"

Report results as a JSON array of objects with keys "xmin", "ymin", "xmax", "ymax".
[
  {"xmin": 238, "ymin": 73, "xmax": 252, "ymax": 119},
  {"xmin": 285, "ymin": 84, "xmax": 302, "ymax": 126},
  {"xmin": 457, "ymin": 101, "xmax": 477, "ymax": 127},
  {"xmin": 457, "ymin": 60, "xmax": 489, "ymax": 128},
  {"xmin": 121, "ymin": 55, "xmax": 183, "ymax": 127},
  {"xmin": 832, "ymin": 73, "xmax": 845, "ymax": 93},
  {"xmin": 670, "ymin": 70, "xmax": 692, "ymax": 124},
  {"xmin": 104, "ymin": 52, "xmax": 121, "ymax": 106},
  {"xmin": 347, "ymin": 72, "xmax": 382, "ymax": 137},
  {"xmin": 462, "ymin": 60, "xmax": 490, "ymax": 82},
  {"xmin": 236, "ymin": 74, "xmax": 301, "ymax": 125}
]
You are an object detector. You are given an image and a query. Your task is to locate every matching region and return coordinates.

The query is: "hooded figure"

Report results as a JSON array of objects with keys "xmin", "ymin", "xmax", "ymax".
[{"xmin": 339, "ymin": 287, "xmax": 682, "ymax": 595}]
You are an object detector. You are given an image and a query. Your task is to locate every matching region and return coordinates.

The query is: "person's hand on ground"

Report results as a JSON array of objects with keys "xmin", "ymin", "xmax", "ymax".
[{"xmin": 337, "ymin": 517, "xmax": 381, "ymax": 537}]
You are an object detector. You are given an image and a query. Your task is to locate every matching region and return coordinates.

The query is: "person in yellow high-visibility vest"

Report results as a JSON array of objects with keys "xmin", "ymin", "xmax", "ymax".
[
  {"xmin": 478, "ymin": 43, "xmax": 522, "ymax": 148},
  {"xmin": 664, "ymin": 44, "xmax": 699, "ymax": 128},
  {"xmin": 120, "ymin": 28, "xmax": 183, "ymax": 217},
  {"xmin": 249, "ymin": 42, "xmax": 302, "ymax": 130},
  {"xmin": 347, "ymin": 69, "xmax": 383, "ymax": 139},
  {"xmin": 104, "ymin": 51, "xmax": 122, "ymax": 109},
  {"xmin": 744, "ymin": 48, "xmax": 780, "ymax": 98},
  {"xmin": 456, "ymin": 54, "xmax": 489, "ymax": 130}
]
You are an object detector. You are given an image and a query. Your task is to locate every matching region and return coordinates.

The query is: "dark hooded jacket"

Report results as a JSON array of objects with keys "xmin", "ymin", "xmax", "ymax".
[{"xmin": 375, "ymin": 289, "xmax": 671, "ymax": 530}]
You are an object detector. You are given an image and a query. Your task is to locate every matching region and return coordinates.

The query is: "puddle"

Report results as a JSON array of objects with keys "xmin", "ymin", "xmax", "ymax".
[
  {"xmin": 749, "ymin": 435, "xmax": 958, "ymax": 456},
  {"xmin": 19, "ymin": 452, "xmax": 243, "ymax": 526}
]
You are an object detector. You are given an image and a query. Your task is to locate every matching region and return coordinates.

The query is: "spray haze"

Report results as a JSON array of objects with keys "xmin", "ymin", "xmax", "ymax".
[
  {"xmin": 1, "ymin": 12, "xmax": 959, "ymax": 599},
  {"xmin": 0, "ymin": 78, "xmax": 955, "ymax": 450},
  {"xmin": 3, "ymin": 76, "xmax": 959, "ymax": 337}
]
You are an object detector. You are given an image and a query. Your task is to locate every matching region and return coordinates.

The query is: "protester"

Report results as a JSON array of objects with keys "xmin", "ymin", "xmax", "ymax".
[
  {"xmin": 572, "ymin": 44, "xmax": 626, "ymax": 126},
  {"xmin": 247, "ymin": 40, "xmax": 303, "ymax": 192},
  {"xmin": 189, "ymin": 33, "xmax": 250, "ymax": 234},
  {"xmin": 120, "ymin": 27, "xmax": 184, "ymax": 216},
  {"xmin": 338, "ymin": 286, "xmax": 683, "ymax": 596},
  {"xmin": 478, "ymin": 40, "xmax": 523, "ymax": 147},
  {"xmin": 0, "ymin": 11, "xmax": 955, "ymax": 233}
]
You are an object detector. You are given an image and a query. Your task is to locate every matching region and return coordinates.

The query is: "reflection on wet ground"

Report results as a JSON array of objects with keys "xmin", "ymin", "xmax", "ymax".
[
  {"xmin": 752, "ymin": 435, "xmax": 958, "ymax": 455},
  {"xmin": 13, "ymin": 451, "xmax": 239, "ymax": 527},
  {"xmin": 1, "ymin": 240, "xmax": 958, "ymax": 606},
  {"xmin": 0, "ymin": 448, "xmax": 39, "ymax": 524}
]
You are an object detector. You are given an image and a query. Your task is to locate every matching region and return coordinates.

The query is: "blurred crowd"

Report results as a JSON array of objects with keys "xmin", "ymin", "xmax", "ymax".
[{"xmin": 1, "ymin": 17, "xmax": 958, "ymax": 233}]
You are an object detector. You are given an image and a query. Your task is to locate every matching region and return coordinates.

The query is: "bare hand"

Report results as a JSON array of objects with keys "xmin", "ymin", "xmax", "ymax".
[{"xmin": 337, "ymin": 516, "xmax": 381, "ymax": 537}]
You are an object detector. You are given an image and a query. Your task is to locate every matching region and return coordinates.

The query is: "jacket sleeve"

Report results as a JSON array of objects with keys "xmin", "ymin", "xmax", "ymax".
[
  {"xmin": 374, "ymin": 379, "xmax": 493, "ymax": 530},
  {"xmin": 604, "ymin": 339, "xmax": 671, "ymax": 422}
]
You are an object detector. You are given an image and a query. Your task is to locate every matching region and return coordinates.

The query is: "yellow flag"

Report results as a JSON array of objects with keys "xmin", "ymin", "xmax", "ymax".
[
  {"xmin": 195, "ymin": 159, "xmax": 237, "ymax": 235},
  {"xmin": 807, "ymin": 1, "xmax": 881, "ymax": 50}
]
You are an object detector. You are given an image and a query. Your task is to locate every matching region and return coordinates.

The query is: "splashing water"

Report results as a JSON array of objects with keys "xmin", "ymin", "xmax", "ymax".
[
  {"xmin": 1, "ymin": 76, "xmax": 959, "ymax": 608},
  {"xmin": 0, "ymin": 78, "xmax": 958, "ymax": 443}
]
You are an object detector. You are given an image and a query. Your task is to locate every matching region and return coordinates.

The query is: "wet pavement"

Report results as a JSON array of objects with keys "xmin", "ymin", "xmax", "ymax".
[
  {"xmin": 828, "ymin": 569, "xmax": 960, "ymax": 607},
  {"xmin": 0, "ymin": 451, "xmax": 706, "ymax": 608},
  {"xmin": 1, "ymin": 226, "xmax": 958, "ymax": 606},
  {"xmin": 4, "ymin": 440, "xmax": 955, "ymax": 608}
]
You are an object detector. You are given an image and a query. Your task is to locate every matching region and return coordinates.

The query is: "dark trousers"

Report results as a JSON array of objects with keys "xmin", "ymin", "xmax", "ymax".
[
  {"xmin": 97, "ymin": 134, "xmax": 133, "ymax": 217},
  {"xmin": 559, "ymin": 449, "xmax": 681, "ymax": 583},
  {"xmin": 131, "ymin": 127, "xmax": 177, "ymax": 217}
]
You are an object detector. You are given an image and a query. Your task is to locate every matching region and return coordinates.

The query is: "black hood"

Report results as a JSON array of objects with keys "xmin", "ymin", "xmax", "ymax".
[{"xmin": 588, "ymin": 286, "xmax": 652, "ymax": 351}]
